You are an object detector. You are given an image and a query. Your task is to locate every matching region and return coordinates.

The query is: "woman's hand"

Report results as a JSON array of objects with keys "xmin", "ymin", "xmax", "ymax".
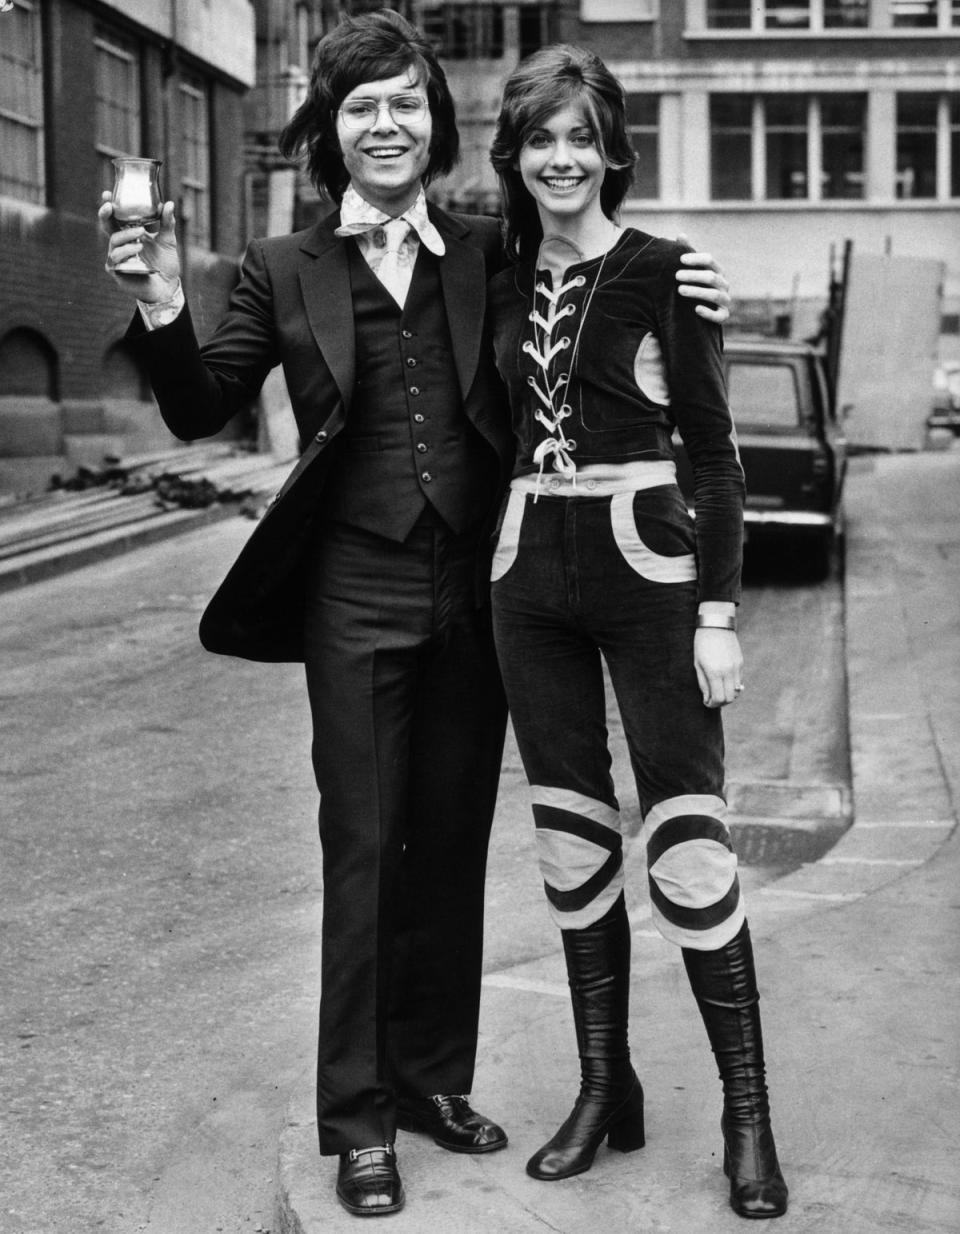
[
  {"xmin": 99, "ymin": 193, "xmax": 181, "ymax": 302},
  {"xmin": 694, "ymin": 628, "xmax": 744, "ymax": 709},
  {"xmin": 675, "ymin": 233, "xmax": 731, "ymax": 325}
]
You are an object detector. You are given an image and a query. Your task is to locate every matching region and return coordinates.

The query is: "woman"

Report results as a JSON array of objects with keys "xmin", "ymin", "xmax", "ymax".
[{"xmin": 487, "ymin": 46, "xmax": 788, "ymax": 1219}]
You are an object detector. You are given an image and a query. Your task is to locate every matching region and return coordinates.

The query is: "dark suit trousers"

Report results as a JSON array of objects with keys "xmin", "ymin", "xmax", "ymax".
[{"xmin": 302, "ymin": 509, "xmax": 507, "ymax": 1155}]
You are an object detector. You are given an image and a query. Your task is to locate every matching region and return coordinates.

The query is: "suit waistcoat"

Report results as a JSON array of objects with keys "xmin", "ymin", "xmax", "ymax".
[{"xmin": 322, "ymin": 241, "xmax": 497, "ymax": 542}]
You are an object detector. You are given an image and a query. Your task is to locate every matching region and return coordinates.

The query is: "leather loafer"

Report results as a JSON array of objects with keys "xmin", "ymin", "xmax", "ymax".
[
  {"xmin": 396, "ymin": 1094, "xmax": 508, "ymax": 1154},
  {"xmin": 336, "ymin": 1144, "xmax": 405, "ymax": 1217}
]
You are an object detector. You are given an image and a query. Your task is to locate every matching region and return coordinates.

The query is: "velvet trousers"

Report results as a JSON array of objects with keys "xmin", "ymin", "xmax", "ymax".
[{"xmin": 491, "ymin": 488, "xmax": 743, "ymax": 951}]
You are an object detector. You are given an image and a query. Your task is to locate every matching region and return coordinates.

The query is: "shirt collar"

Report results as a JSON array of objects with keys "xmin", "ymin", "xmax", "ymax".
[{"xmin": 335, "ymin": 184, "xmax": 445, "ymax": 256}]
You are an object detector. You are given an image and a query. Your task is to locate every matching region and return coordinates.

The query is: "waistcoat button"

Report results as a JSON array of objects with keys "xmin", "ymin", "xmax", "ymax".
[
  {"xmin": 422, "ymin": 471, "xmax": 433, "ymax": 483},
  {"xmin": 410, "ymin": 386, "xmax": 420, "ymax": 396},
  {"xmin": 413, "ymin": 413, "xmax": 425, "ymax": 423},
  {"xmin": 406, "ymin": 357, "xmax": 417, "ymax": 368},
  {"xmin": 402, "ymin": 329, "xmax": 413, "ymax": 339},
  {"xmin": 416, "ymin": 442, "xmax": 428, "ymax": 453}
]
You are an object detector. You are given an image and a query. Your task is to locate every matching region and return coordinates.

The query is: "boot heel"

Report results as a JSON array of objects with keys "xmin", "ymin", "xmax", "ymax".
[{"xmin": 605, "ymin": 1085, "xmax": 645, "ymax": 1153}]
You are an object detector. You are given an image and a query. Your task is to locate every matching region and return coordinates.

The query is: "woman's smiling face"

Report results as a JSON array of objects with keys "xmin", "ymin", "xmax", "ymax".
[{"xmin": 517, "ymin": 100, "xmax": 607, "ymax": 228}]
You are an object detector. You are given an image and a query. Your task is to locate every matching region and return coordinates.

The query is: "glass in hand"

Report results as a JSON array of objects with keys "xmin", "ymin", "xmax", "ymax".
[{"xmin": 110, "ymin": 158, "xmax": 163, "ymax": 274}]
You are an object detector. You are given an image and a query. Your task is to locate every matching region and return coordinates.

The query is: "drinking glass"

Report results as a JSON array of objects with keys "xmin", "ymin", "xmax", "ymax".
[{"xmin": 110, "ymin": 158, "xmax": 163, "ymax": 274}]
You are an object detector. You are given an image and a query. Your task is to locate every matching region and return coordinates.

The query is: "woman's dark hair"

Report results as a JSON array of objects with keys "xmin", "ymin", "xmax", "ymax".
[
  {"xmin": 278, "ymin": 8, "xmax": 459, "ymax": 204},
  {"xmin": 490, "ymin": 44, "xmax": 636, "ymax": 262}
]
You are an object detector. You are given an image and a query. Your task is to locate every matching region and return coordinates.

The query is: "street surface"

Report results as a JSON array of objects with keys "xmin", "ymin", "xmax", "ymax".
[{"xmin": 0, "ymin": 518, "xmax": 847, "ymax": 1233}]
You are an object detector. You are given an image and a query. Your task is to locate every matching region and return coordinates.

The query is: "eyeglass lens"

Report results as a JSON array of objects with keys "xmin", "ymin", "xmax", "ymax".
[{"xmin": 340, "ymin": 96, "xmax": 427, "ymax": 129}]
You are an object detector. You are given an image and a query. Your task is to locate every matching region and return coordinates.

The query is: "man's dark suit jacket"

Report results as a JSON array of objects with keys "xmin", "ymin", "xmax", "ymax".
[{"xmin": 127, "ymin": 204, "xmax": 514, "ymax": 663}]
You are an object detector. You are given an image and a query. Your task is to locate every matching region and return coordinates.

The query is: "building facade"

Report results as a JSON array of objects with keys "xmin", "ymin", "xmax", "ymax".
[
  {"xmin": 0, "ymin": 0, "xmax": 255, "ymax": 487},
  {"xmin": 568, "ymin": 0, "xmax": 960, "ymax": 346},
  {"xmin": 5, "ymin": 0, "xmax": 955, "ymax": 486},
  {"xmin": 248, "ymin": 1, "xmax": 959, "ymax": 350}
]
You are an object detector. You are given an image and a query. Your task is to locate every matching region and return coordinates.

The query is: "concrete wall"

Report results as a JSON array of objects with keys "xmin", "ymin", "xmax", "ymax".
[
  {"xmin": 96, "ymin": 0, "xmax": 256, "ymax": 87},
  {"xmin": 620, "ymin": 202, "xmax": 960, "ymax": 307}
]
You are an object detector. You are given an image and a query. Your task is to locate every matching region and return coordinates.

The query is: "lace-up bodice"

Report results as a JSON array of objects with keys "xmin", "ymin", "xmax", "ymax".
[
  {"xmin": 487, "ymin": 227, "xmax": 746, "ymax": 603},
  {"xmin": 522, "ymin": 270, "xmax": 587, "ymax": 483}
]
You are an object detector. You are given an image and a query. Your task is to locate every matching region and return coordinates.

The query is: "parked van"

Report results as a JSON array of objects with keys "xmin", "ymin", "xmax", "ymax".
[{"xmin": 675, "ymin": 337, "xmax": 847, "ymax": 579}]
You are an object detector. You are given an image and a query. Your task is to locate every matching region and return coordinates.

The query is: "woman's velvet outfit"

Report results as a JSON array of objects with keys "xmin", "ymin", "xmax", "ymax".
[
  {"xmin": 488, "ymin": 228, "xmax": 745, "ymax": 946},
  {"xmin": 486, "ymin": 229, "xmax": 787, "ymax": 1216}
]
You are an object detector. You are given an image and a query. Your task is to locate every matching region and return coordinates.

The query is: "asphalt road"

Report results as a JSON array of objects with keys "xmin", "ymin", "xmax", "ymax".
[{"xmin": 0, "ymin": 519, "xmax": 848, "ymax": 1233}]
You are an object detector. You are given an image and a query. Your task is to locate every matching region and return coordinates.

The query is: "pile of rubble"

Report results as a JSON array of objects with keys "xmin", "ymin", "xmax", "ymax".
[{"xmin": 0, "ymin": 444, "xmax": 296, "ymax": 590}]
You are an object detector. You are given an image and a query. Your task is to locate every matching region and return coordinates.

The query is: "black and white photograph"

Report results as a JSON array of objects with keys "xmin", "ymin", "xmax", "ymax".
[{"xmin": 1, "ymin": 2, "xmax": 958, "ymax": 1231}]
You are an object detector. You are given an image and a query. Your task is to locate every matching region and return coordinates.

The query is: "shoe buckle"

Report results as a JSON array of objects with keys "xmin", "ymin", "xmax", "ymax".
[
  {"xmin": 431, "ymin": 1093, "xmax": 468, "ymax": 1108},
  {"xmin": 348, "ymin": 1143, "xmax": 394, "ymax": 1163}
]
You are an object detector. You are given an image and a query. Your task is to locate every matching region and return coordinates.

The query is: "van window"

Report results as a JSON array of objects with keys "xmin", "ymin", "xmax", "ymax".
[{"xmin": 727, "ymin": 361, "xmax": 799, "ymax": 430}]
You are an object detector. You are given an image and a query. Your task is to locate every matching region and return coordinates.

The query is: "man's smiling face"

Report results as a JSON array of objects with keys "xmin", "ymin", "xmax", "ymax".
[{"xmin": 336, "ymin": 70, "xmax": 432, "ymax": 215}]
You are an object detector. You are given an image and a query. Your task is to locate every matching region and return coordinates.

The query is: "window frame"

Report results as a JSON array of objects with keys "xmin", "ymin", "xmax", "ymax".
[
  {"xmin": 93, "ymin": 27, "xmax": 143, "ymax": 192},
  {"xmin": 0, "ymin": 0, "xmax": 46, "ymax": 205},
  {"xmin": 700, "ymin": 0, "xmax": 957, "ymax": 31},
  {"xmin": 625, "ymin": 93, "xmax": 660, "ymax": 200},
  {"xmin": 178, "ymin": 72, "xmax": 213, "ymax": 251},
  {"xmin": 418, "ymin": 2, "xmax": 555, "ymax": 60},
  {"xmin": 709, "ymin": 92, "xmax": 867, "ymax": 203}
]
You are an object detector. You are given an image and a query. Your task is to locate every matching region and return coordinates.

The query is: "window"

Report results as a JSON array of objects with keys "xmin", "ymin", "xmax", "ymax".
[
  {"xmin": 626, "ymin": 95, "xmax": 659, "ymax": 198},
  {"xmin": 179, "ymin": 74, "xmax": 212, "ymax": 249},
  {"xmin": 518, "ymin": 4, "xmax": 553, "ymax": 56},
  {"xmin": 710, "ymin": 95, "xmax": 753, "ymax": 199},
  {"xmin": 766, "ymin": 1, "xmax": 810, "ymax": 28},
  {"xmin": 0, "ymin": 0, "xmax": 45, "ymax": 204},
  {"xmin": 419, "ymin": 3, "xmax": 553, "ymax": 59},
  {"xmin": 820, "ymin": 94, "xmax": 866, "ymax": 198},
  {"xmin": 94, "ymin": 29, "xmax": 142, "ymax": 191},
  {"xmin": 897, "ymin": 94, "xmax": 937, "ymax": 197},
  {"xmin": 706, "ymin": 0, "xmax": 750, "ymax": 25},
  {"xmin": 892, "ymin": 92, "xmax": 960, "ymax": 199},
  {"xmin": 710, "ymin": 93, "xmax": 865, "ymax": 201},
  {"xmin": 727, "ymin": 363, "xmax": 799, "ymax": 431},
  {"xmin": 765, "ymin": 96, "xmax": 808, "ymax": 198},
  {"xmin": 823, "ymin": 0, "xmax": 869, "ymax": 24},
  {"xmin": 891, "ymin": 0, "xmax": 938, "ymax": 25},
  {"xmin": 420, "ymin": 3, "xmax": 504, "ymax": 58},
  {"xmin": 706, "ymin": 0, "xmax": 868, "ymax": 27}
]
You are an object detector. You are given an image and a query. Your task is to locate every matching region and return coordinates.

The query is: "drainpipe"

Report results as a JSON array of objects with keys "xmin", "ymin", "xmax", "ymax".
[{"xmin": 161, "ymin": 0, "xmax": 189, "ymax": 300}]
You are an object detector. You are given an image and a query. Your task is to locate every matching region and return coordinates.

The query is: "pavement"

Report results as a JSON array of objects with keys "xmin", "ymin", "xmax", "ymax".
[
  {"xmin": 272, "ymin": 451, "xmax": 960, "ymax": 1233},
  {"xmin": 6, "ymin": 448, "xmax": 958, "ymax": 1232}
]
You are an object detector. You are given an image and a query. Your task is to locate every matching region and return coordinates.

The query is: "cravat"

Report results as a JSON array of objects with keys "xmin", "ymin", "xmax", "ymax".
[{"xmin": 374, "ymin": 218, "xmax": 411, "ymax": 306}]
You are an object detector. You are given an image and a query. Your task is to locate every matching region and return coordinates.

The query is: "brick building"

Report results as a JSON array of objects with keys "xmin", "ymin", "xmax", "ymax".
[
  {"xmin": 0, "ymin": 0, "xmax": 255, "ymax": 490},
  {"xmin": 5, "ymin": 0, "xmax": 957, "ymax": 489}
]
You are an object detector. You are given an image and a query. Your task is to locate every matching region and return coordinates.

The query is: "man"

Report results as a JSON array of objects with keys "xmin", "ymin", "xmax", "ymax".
[{"xmin": 100, "ymin": 8, "xmax": 731, "ymax": 1218}]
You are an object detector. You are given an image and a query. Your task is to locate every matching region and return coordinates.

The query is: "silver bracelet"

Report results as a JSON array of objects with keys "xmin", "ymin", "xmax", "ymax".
[{"xmin": 696, "ymin": 614, "xmax": 737, "ymax": 631}]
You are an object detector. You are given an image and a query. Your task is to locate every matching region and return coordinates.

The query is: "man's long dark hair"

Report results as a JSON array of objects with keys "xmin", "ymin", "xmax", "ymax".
[
  {"xmin": 278, "ymin": 8, "xmax": 459, "ymax": 204},
  {"xmin": 490, "ymin": 44, "xmax": 636, "ymax": 263}
]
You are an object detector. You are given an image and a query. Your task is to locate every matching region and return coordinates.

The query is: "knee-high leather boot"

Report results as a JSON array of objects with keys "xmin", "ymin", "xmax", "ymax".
[
  {"xmin": 682, "ymin": 921, "xmax": 788, "ymax": 1219},
  {"xmin": 527, "ymin": 894, "xmax": 645, "ymax": 1180}
]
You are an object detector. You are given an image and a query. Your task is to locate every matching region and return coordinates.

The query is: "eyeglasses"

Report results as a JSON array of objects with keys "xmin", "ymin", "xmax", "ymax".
[{"xmin": 338, "ymin": 95, "xmax": 428, "ymax": 131}]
